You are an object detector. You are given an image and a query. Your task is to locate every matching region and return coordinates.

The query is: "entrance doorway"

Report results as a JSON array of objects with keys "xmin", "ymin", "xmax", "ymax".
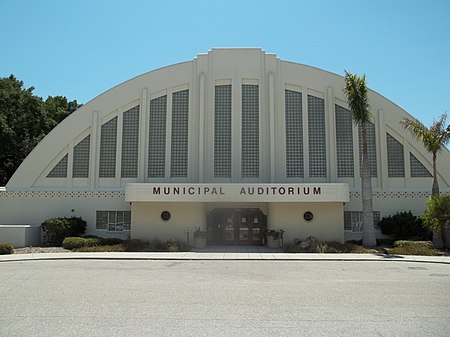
[{"xmin": 207, "ymin": 208, "xmax": 267, "ymax": 245}]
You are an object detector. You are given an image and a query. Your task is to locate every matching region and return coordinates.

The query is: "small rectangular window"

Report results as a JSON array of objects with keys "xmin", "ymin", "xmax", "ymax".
[
  {"xmin": 344, "ymin": 211, "xmax": 380, "ymax": 232},
  {"xmin": 96, "ymin": 211, "xmax": 108, "ymax": 230},
  {"xmin": 96, "ymin": 210, "xmax": 131, "ymax": 231}
]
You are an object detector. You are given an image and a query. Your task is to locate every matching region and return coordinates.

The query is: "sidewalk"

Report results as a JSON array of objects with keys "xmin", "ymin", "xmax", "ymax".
[{"xmin": 1, "ymin": 250, "xmax": 449, "ymax": 264}]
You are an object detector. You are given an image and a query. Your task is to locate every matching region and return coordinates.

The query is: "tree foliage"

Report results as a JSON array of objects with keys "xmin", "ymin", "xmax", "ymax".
[
  {"xmin": 0, "ymin": 75, "xmax": 80, "ymax": 185},
  {"xmin": 378, "ymin": 211, "xmax": 429, "ymax": 240},
  {"xmin": 400, "ymin": 113, "xmax": 450, "ymax": 195},
  {"xmin": 41, "ymin": 216, "xmax": 87, "ymax": 246},
  {"xmin": 422, "ymin": 195, "xmax": 450, "ymax": 233},
  {"xmin": 343, "ymin": 71, "xmax": 372, "ymax": 127}
]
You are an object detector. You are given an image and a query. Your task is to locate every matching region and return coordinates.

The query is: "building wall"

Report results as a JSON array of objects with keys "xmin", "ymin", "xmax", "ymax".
[
  {"xmin": 130, "ymin": 201, "xmax": 344, "ymax": 243},
  {"xmin": 0, "ymin": 191, "xmax": 130, "ymax": 241},
  {"xmin": 268, "ymin": 202, "xmax": 344, "ymax": 243},
  {"xmin": 131, "ymin": 202, "xmax": 206, "ymax": 242},
  {"xmin": 2, "ymin": 48, "xmax": 450, "ymax": 245},
  {"xmin": 0, "ymin": 225, "xmax": 40, "ymax": 247}
]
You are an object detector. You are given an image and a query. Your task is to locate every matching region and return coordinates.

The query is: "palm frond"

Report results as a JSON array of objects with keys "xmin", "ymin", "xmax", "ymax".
[
  {"xmin": 401, "ymin": 114, "xmax": 449, "ymax": 154},
  {"xmin": 343, "ymin": 71, "xmax": 372, "ymax": 126}
]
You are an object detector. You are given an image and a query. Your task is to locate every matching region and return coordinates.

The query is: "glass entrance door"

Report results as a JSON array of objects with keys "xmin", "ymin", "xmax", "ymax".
[{"xmin": 207, "ymin": 208, "xmax": 267, "ymax": 245}]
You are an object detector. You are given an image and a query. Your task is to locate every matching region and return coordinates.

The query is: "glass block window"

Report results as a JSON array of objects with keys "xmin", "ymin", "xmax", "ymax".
[
  {"xmin": 335, "ymin": 105, "xmax": 354, "ymax": 178},
  {"xmin": 285, "ymin": 90, "xmax": 303, "ymax": 178},
  {"xmin": 358, "ymin": 123, "xmax": 377, "ymax": 177},
  {"xmin": 386, "ymin": 133, "xmax": 405, "ymax": 177},
  {"xmin": 171, "ymin": 90, "xmax": 189, "ymax": 178},
  {"xmin": 96, "ymin": 210, "xmax": 131, "ymax": 231},
  {"xmin": 73, "ymin": 135, "xmax": 90, "ymax": 178},
  {"xmin": 410, "ymin": 152, "xmax": 432, "ymax": 177},
  {"xmin": 344, "ymin": 211, "xmax": 381, "ymax": 232},
  {"xmin": 214, "ymin": 85, "xmax": 232, "ymax": 178},
  {"xmin": 121, "ymin": 106, "xmax": 140, "ymax": 178},
  {"xmin": 308, "ymin": 95, "xmax": 326, "ymax": 178},
  {"xmin": 99, "ymin": 117, "xmax": 117, "ymax": 178},
  {"xmin": 241, "ymin": 84, "xmax": 259, "ymax": 178},
  {"xmin": 148, "ymin": 96, "xmax": 167, "ymax": 178},
  {"xmin": 47, "ymin": 154, "xmax": 68, "ymax": 178}
]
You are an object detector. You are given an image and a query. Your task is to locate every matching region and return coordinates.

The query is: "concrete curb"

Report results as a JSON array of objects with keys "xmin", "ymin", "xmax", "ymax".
[{"xmin": 1, "ymin": 252, "xmax": 449, "ymax": 264}]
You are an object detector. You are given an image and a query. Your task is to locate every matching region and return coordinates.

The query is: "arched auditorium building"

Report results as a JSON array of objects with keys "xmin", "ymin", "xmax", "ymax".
[{"xmin": 1, "ymin": 48, "xmax": 450, "ymax": 247}]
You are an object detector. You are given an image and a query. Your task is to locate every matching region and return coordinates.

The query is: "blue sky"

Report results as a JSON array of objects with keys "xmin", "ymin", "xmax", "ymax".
[{"xmin": 1, "ymin": 0, "xmax": 449, "ymax": 127}]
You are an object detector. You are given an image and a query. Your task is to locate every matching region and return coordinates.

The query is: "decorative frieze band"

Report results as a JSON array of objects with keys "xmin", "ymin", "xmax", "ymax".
[
  {"xmin": 349, "ymin": 191, "xmax": 440, "ymax": 199},
  {"xmin": 0, "ymin": 191, "xmax": 125, "ymax": 198}
]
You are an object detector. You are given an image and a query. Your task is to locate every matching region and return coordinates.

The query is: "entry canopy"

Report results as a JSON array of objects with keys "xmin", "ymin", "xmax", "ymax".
[{"xmin": 125, "ymin": 183, "xmax": 349, "ymax": 203}]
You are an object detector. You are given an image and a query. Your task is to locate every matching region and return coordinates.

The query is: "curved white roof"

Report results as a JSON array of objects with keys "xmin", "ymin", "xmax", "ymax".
[{"xmin": 7, "ymin": 48, "xmax": 450, "ymax": 192}]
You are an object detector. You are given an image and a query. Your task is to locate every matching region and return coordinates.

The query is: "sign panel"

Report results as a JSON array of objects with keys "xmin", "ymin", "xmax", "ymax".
[{"xmin": 125, "ymin": 183, "xmax": 349, "ymax": 203}]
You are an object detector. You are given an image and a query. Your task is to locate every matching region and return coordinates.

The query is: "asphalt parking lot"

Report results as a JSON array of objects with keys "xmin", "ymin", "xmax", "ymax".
[{"xmin": 1, "ymin": 259, "xmax": 449, "ymax": 337}]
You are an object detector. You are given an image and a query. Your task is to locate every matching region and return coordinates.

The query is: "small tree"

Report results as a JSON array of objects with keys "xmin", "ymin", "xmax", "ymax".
[
  {"xmin": 422, "ymin": 195, "xmax": 450, "ymax": 248},
  {"xmin": 41, "ymin": 216, "xmax": 86, "ymax": 246}
]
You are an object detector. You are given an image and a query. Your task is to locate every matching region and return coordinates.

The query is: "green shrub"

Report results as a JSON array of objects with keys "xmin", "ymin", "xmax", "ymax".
[
  {"xmin": 65, "ymin": 217, "xmax": 87, "ymax": 237},
  {"xmin": 378, "ymin": 211, "xmax": 429, "ymax": 240},
  {"xmin": 62, "ymin": 237, "xmax": 101, "ymax": 250},
  {"xmin": 393, "ymin": 240, "xmax": 433, "ymax": 249},
  {"xmin": 389, "ymin": 240, "xmax": 438, "ymax": 256},
  {"xmin": 41, "ymin": 216, "xmax": 87, "ymax": 246},
  {"xmin": 75, "ymin": 244, "xmax": 125, "ymax": 252},
  {"xmin": 101, "ymin": 238, "xmax": 124, "ymax": 245},
  {"xmin": 0, "ymin": 242, "xmax": 14, "ymax": 254}
]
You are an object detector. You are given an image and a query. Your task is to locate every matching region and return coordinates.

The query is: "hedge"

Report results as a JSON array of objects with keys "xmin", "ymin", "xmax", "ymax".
[
  {"xmin": 0, "ymin": 242, "xmax": 14, "ymax": 255},
  {"xmin": 393, "ymin": 240, "xmax": 433, "ymax": 249},
  {"xmin": 62, "ymin": 236, "xmax": 124, "ymax": 250},
  {"xmin": 389, "ymin": 240, "xmax": 437, "ymax": 256},
  {"xmin": 62, "ymin": 237, "xmax": 102, "ymax": 250}
]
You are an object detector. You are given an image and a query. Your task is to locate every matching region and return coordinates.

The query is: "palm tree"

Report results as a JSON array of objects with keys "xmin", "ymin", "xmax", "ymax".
[
  {"xmin": 400, "ymin": 113, "xmax": 449, "ymax": 196},
  {"xmin": 343, "ymin": 71, "xmax": 376, "ymax": 246},
  {"xmin": 401, "ymin": 113, "xmax": 450, "ymax": 248}
]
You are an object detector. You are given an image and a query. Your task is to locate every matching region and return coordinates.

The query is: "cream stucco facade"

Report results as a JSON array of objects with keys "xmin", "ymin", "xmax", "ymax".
[{"xmin": 1, "ymin": 48, "xmax": 449, "ymax": 247}]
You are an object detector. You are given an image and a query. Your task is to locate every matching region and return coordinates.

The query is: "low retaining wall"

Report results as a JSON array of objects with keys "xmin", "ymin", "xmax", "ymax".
[{"xmin": 0, "ymin": 225, "xmax": 41, "ymax": 248}]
